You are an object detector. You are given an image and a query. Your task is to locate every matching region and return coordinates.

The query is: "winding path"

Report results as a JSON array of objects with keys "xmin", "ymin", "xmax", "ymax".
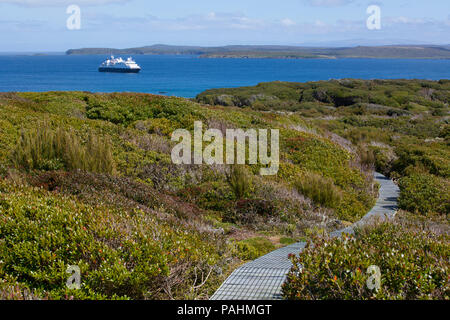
[{"xmin": 210, "ymin": 172, "xmax": 399, "ymax": 300}]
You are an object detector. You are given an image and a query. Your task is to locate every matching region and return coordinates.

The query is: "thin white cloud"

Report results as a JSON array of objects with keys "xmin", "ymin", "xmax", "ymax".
[
  {"xmin": 1, "ymin": 7, "xmax": 448, "ymax": 47},
  {"xmin": 303, "ymin": 0, "xmax": 354, "ymax": 7},
  {"xmin": 281, "ymin": 18, "xmax": 296, "ymax": 27},
  {"xmin": 78, "ymin": 10, "xmax": 449, "ymax": 38},
  {"xmin": 382, "ymin": 16, "xmax": 446, "ymax": 29},
  {"xmin": 388, "ymin": 16, "xmax": 418, "ymax": 24},
  {"xmin": 84, "ymin": 12, "xmax": 268, "ymax": 31},
  {"xmin": 0, "ymin": 0, "xmax": 129, "ymax": 6},
  {"xmin": 314, "ymin": 19, "xmax": 327, "ymax": 27}
]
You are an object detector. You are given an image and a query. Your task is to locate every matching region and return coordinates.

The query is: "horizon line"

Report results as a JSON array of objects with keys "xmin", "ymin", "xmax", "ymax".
[{"xmin": 2, "ymin": 42, "xmax": 450, "ymax": 54}]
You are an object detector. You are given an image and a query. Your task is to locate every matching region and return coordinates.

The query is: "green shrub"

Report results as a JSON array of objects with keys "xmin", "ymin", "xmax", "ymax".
[
  {"xmin": 178, "ymin": 181, "xmax": 234, "ymax": 212},
  {"xmin": 0, "ymin": 163, "xmax": 6, "ymax": 177},
  {"xmin": 12, "ymin": 123, "xmax": 115, "ymax": 174},
  {"xmin": 282, "ymin": 221, "xmax": 449, "ymax": 300},
  {"xmin": 398, "ymin": 173, "xmax": 449, "ymax": 215},
  {"xmin": 224, "ymin": 198, "xmax": 277, "ymax": 224},
  {"xmin": 84, "ymin": 93, "xmax": 205, "ymax": 128},
  {"xmin": 280, "ymin": 237, "xmax": 296, "ymax": 245},
  {"xmin": 439, "ymin": 124, "xmax": 450, "ymax": 143},
  {"xmin": 336, "ymin": 193, "xmax": 371, "ymax": 222},
  {"xmin": 235, "ymin": 237, "xmax": 276, "ymax": 261},
  {"xmin": 370, "ymin": 146, "xmax": 395, "ymax": 175},
  {"xmin": 0, "ymin": 179, "xmax": 225, "ymax": 299},
  {"xmin": 392, "ymin": 146, "xmax": 450, "ymax": 179}
]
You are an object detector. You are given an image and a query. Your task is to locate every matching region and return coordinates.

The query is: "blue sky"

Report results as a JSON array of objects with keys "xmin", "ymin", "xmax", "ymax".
[{"xmin": 0, "ymin": 0, "xmax": 449, "ymax": 51}]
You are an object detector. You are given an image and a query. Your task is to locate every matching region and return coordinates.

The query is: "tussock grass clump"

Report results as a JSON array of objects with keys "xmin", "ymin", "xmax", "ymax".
[
  {"xmin": 294, "ymin": 172, "xmax": 341, "ymax": 209},
  {"xmin": 226, "ymin": 165, "xmax": 251, "ymax": 200},
  {"xmin": 12, "ymin": 123, "xmax": 115, "ymax": 174},
  {"xmin": 356, "ymin": 143, "xmax": 376, "ymax": 171}
]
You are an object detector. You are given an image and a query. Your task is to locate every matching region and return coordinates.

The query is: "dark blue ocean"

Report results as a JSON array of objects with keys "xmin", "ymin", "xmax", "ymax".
[{"xmin": 0, "ymin": 54, "xmax": 449, "ymax": 98}]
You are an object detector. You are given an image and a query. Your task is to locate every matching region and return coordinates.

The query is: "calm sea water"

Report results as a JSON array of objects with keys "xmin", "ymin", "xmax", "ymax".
[{"xmin": 0, "ymin": 54, "xmax": 449, "ymax": 98}]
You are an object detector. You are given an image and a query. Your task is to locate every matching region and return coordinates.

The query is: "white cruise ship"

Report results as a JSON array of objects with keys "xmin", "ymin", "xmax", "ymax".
[{"xmin": 98, "ymin": 56, "xmax": 141, "ymax": 73}]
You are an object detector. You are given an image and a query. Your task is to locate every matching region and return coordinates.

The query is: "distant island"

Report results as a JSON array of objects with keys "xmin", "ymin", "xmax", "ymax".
[{"xmin": 66, "ymin": 44, "xmax": 450, "ymax": 59}]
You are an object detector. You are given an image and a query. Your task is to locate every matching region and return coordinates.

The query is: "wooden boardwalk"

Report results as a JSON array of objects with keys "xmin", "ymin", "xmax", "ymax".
[{"xmin": 210, "ymin": 172, "xmax": 399, "ymax": 300}]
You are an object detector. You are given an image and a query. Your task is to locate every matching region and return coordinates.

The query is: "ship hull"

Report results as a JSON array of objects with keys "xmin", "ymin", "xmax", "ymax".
[{"xmin": 98, "ymin": 67, "xmax": 140, "ymax": 73}]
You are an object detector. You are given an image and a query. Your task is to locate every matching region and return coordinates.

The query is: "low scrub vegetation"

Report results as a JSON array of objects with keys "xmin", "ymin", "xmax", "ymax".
[
  {"xmin": 235, "ymin": 237, "xmax": 276, "ymax": 261},
  {"xmin": 196, "ymin": 79, "xmax": 449, "ymax": 114},
  {"xmin": 0, "ymin": 179, "xmax": 228, "ymax": 299},
  {"xmin": 282, "ymin": 215, "xmax": 449, "ymax": 300},
  {"xmin": 0, "ymin": 89, "xmax": 376, "ymax": 299},
  {"xmin": 398, "ymin": 173, "xmax": 449, "ymax": 216},
  {"xmin": 201, "ymin": 80, "xmax": 449, "ymax": 217},
  {"xmin": 1, "ymin": 78, "xmax": 446, "ymax": 300},
  {"xmin": 198, "ymin": 80, "xmax": 449, "ymax": 301}
]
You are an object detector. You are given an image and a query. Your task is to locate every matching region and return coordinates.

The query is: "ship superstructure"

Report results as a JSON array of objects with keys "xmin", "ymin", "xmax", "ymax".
[{"xmin": 98, "ymin": 56, "xmax": 141, "ymax": 73}]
